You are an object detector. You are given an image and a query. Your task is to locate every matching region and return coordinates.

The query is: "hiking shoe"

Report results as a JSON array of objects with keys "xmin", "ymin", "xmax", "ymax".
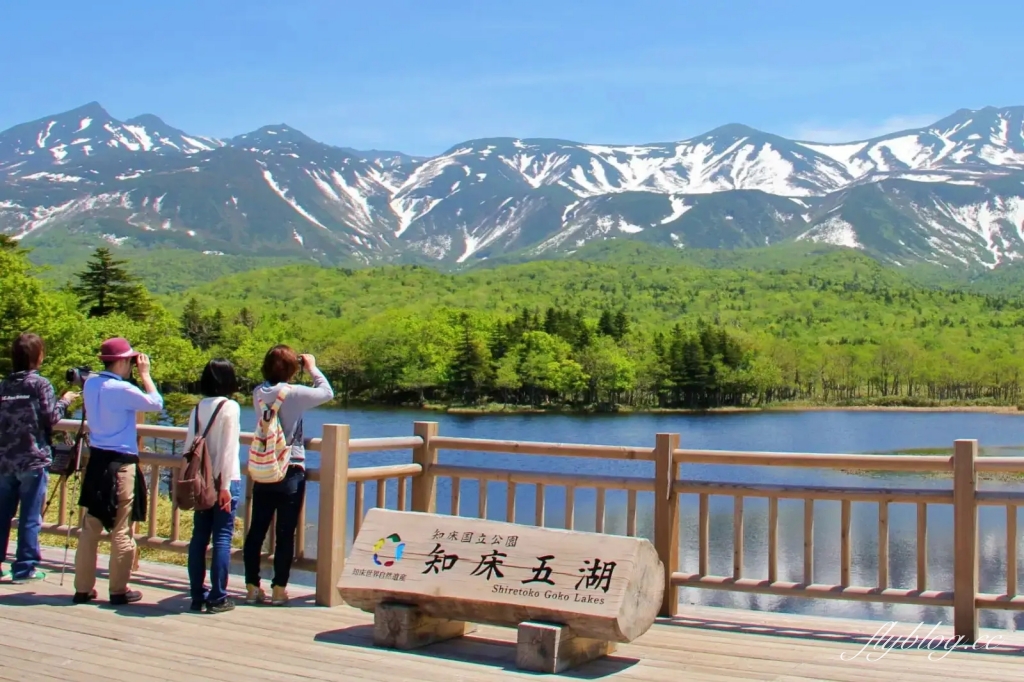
[
  {"xmin": 190, "ymin": 599, "xmax": 205, "ymax": 612},
  {"xmin": 244, "ymin": 584, "xmax": 267, "ymax": 604},
  {"xmin": 207, "ymin": 598, "xmax": 235, "ymax": 614},
  {"xmin": 271, "ymin": 586, "xmax": 289, "ymax": 606},
  {"xmin": 72, "ymin": 590, "xmax": 98, "ymax": 604},
  {"xmin": 109, "ymin": 590, "xmax": 142, "ymax": 605},
  {"xmin": 11, "ymin": 570, "xmax": 46, "ymax": 583}
]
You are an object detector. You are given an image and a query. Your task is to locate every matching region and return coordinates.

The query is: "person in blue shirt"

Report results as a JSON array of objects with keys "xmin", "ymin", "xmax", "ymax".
[{"xmin": 73, "ymin": 337, "xmax": 163, "ymax": 606}]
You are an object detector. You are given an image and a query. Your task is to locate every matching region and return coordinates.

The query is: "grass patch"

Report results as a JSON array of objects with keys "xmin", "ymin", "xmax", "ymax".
[{"xmin": 844, "ymin": 445, "xmax": 1024, "ymax": 481}]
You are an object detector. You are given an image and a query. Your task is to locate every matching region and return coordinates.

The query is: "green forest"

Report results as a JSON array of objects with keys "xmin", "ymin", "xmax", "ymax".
[{"xmin": 6, "ymin": 236, "xmax": 1024, "ymax": 413}]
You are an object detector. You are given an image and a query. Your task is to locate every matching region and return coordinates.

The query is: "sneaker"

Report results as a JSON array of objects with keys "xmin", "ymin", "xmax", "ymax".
[
  {"xmin": 244, "ymin": 584, "xmax": 267, "ymax": 604},
  {"xmin": 109, "ymin": 589, "xmax": 143, "ymax": 605},
  {"xmin": 189, "ymin": 599, "xmax": 205, "ymax": 612},
  {"xmin": 72, "ymin": 590, "xmax": 98, "ymax": 604},
  {"xmin": 207, "ymin": 598, "xmax": 235, "ymax": 614},
  {"xmin": 271, "ymin": 586, "xmax": 288, "ymax": 606},
  {"xmin": 11, "ymin": 570, "xmax": 46, "ymax": 583}
]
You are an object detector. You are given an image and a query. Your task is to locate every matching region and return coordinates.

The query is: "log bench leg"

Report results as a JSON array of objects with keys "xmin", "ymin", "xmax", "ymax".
[
  {"xmin": 373, "ymin": 602, "xmax": 476, "ymax": 650},
  {"xmin": 515, "ymin": 621, "xmax": 617, "ymax": 674}
]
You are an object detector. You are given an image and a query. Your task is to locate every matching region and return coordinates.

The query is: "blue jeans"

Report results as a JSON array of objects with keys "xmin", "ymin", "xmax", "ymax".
[
  {"xmin": 0, "ymin": 468, "xmax": 49, "ymax": 578},
  {"xmin": 188, "ymin": 480, "xmax": 240, "ymax": 604}
]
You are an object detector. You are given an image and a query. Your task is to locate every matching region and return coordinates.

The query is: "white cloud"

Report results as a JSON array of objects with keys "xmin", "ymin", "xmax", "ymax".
[{"xmin": 792, "ymin": 115, "xmax": 940, "ymax": 143}]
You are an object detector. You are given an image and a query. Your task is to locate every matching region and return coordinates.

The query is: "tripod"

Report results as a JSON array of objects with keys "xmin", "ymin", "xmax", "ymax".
[{"xmin": 41, "ymin": 471, "xmax": 83, "ymax": 587}]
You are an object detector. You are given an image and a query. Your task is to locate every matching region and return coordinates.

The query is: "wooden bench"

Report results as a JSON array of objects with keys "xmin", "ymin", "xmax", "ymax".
[{"xmin": 338, "ymin": 508, "xmax": 664, "ymax": 673}]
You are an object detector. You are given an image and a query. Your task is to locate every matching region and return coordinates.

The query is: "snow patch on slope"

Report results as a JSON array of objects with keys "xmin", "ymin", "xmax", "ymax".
[
  {"xmin": 20, "ymin": 172, "xmax": 83, "ymax": 182},
  {"xmin": 262, "ymin": 170, "xmax": 327, "ymax": 229},
  {"xmin": 500, "ymin": 151, "xmax": 572, "ymax": 188},
  {"xmin": 660, "ymin": 196, "xmax": 692, "ymax": 224},
  {"xmin": 797, "ymin": 215, "xmax": 863, "ymax": 249},
  {"xmin": 456, "ymin": 199, "xmax": 532, "ymax": 263},
  {"xmin": 36, "ymin": 121, "xmax": 55, "ymax": 148}
]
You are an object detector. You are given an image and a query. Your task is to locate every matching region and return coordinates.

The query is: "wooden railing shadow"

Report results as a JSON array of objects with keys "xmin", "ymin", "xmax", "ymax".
[{"xmin": 661, "ymin": 614, "xmax": 1024, "ymax": 657}]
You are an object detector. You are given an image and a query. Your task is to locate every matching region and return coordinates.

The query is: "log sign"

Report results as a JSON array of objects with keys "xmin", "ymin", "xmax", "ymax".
[{"xmin": 338, "ymin": 508, "xmax": 664, "ymax": 645}]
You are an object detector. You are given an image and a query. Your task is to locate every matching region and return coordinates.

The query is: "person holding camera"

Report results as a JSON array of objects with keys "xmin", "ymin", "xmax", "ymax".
[
  {"xmin": 0, "ymin": 333, "xmax": 78, "ymax": 582},
  {"xmin": 243, "ymin": 345, "xmax": 333, "ymax": 606},
  {"xmin": 73, "ymin": 337, "xmax": 163, "ymax": 605}
]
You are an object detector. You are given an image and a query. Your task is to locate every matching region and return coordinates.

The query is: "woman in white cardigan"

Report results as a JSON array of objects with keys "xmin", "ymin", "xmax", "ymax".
[{"xmin": 184, "ymin": 359, "xmax": 242, "ymax": 614}]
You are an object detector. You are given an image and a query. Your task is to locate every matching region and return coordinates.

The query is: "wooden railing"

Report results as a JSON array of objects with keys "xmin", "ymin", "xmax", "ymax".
[
  {"xmin": 44, "ymin": 420, "xmax": 1024, "ymax": 642},
  {"xmin": 49, "ymin": 419, "xmax": 423, "ymax": 606}
]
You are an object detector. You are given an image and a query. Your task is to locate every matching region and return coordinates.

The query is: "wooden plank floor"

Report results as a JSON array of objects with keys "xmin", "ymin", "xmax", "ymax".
[{"xmin": 1, "ymin": 549, "xmax": 1023, "ymax": 681}]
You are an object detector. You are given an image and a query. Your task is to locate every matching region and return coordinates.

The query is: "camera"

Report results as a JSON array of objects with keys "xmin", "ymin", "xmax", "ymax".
[{"xmin": 65, "ymin": 366, "xmax": 93, "ymax": 388}]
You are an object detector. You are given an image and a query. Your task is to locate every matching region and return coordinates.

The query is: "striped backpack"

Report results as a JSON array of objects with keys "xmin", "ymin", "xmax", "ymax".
[{"xmin": 248, "ymin": 385, "xmax": 294, "ymax": 484}]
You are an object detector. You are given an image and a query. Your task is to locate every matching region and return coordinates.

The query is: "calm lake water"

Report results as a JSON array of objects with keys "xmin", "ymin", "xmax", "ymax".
[{"xmin": 184, "ymin": 407, "xmax": 1024, "ymax": 629}]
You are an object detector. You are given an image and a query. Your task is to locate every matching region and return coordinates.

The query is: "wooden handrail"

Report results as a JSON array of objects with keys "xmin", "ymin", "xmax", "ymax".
[
  {"xmin": 431, "ymin": 436, "xmax": 656, "ymax": 460},
  {"xmin": 348, "ymin": 463, "xmax": 423, "ymax": 482},
  {"xmin": 673, "ymin": 480, "xmax": 953, "ymax": 504},
  {"xmin": 41, "ymin": 418, "xmax": 1022, "ymax": 642},
  {"xmin": 674, "ymin": 448, "xmax": 954, "ymax": 472},
  {"xmin": 975, "ymin": 457, "xmax": 1024, "ymax": 473},
  {"xmin": 431, "ymin": 464, "xmax": 653, "ymax": 491}
]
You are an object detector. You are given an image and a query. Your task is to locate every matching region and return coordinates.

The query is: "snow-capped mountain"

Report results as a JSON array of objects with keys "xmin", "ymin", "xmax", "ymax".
[
  {"xmin": 0, "ymin": 102, "xmax": 223, "ymax": 175},
  {"xmin": 2, "ymin": 103, "xmax": 1023, "ymax": 268}
]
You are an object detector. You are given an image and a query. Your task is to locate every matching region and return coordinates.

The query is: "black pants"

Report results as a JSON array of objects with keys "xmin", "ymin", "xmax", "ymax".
[{"xmin": 243, "ymin": 466, "xmax": 306, "ymax": 588}]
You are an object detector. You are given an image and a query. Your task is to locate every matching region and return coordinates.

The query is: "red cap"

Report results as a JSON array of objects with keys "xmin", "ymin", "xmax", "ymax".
[{"xmin": 98, "ymin": 337, "xmax": 140, "ymax": 361}]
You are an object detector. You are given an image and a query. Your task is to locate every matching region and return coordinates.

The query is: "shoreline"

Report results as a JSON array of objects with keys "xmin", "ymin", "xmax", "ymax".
[
  {"xmin": 429, "ymin": 403, "xmax": 1024, "ymax": 416},
  {"xmin": 163, "ymin": 394, "xmax": 1024, "ymax": 417}
]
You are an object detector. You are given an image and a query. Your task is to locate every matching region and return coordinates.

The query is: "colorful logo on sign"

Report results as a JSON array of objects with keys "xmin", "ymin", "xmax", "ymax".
[{"xmin": 373, "ymin": 533, "xmax": 405, "ymax": 566}]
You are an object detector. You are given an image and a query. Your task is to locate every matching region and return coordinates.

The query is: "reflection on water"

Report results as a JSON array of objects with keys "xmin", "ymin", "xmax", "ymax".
[{"xmin": 153, "ymin": 407, "xmax": 1024, "ymax": 629}]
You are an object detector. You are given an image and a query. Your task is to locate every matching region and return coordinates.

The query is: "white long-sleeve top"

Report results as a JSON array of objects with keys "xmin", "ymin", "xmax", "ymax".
[{"xmin": 183, "ymin": 397, "xmax": 242, "ymax": 489}]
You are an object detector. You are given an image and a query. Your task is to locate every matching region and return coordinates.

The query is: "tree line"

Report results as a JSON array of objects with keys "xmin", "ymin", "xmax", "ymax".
[{"xmin": 6, "ymin": 240, "xmax": 1024, "ymax": 411}]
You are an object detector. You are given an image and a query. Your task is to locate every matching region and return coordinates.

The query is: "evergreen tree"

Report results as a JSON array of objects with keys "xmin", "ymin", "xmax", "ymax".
[
  {"xmin": 209, "ymin": 309, "xmax": 225, "ymax": 347},
  {"xmin": 612, "ymin": 308, "xmax": 630, "ymax": 341},
  {"xmin": 448, "ymin": 314, "xmax": 490, "ymax": 403},
  {"xmin": 236, "ymin": 306, "xmax": 257, "ymax": 332},
  {"xmin": 71, "ymin": 247, "xmax": 148, "ymax": 319},
  {"xmin": 180, "ymin": 298, "xmax": 226, "ymax": 350},
  {"xmin": 597, "ymin": 309, "xmax": 616, "ymax": 337},
  {"xmin": 180, "ymin": 297, "xmax": 206, "ymax": 347}
]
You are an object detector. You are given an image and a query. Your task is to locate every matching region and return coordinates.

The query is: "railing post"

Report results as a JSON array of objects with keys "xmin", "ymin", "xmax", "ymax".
[
  {"xmin": 953, "ymin": 438, "xmax": 978, "ymax": 643},
  {"xmin": 411, "ymin": 421, "xmax": 439, "ymax": 513},
  {"xmin": 653, "ymin": 432, "xmax": 680, "ymax": 618},
  {"xmin": 316, "ymin": 423, "xmax": 350, "ymax": 607},
  {"xmin": 134, "ymin": 411, "xmax": 146, "ymax": 572}
]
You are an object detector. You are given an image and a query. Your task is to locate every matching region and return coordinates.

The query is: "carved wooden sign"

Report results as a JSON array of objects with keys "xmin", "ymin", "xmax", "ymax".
[{"xmin": 338, "ymin": 508, "xmax": 664, "ymax": 643}]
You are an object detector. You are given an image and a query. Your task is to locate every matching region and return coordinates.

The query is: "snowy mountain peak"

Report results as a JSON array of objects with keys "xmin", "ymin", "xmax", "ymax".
[
  {"xmin": 701, "ymin": 123, "xmax": 766, "ymax": 139},
  {"xmin": 0, "ymin": 102, "xmax": 226, "ymax": 175},
  {"xmin": 64, "ymin": 101, "xmax": 112, "ymax": 120},
  {"xmin": 231, "ymin": 124, "xmax": 316, "ymax": 148},
  {"xmin": 2, "ymin": 103, "xmax": 1024, "ymax": 270}
]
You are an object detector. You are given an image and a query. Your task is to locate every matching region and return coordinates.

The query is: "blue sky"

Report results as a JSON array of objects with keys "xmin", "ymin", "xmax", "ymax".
[{"xmin": 2, "ymin": 0, "xmax": 1021, "ymax": 156}]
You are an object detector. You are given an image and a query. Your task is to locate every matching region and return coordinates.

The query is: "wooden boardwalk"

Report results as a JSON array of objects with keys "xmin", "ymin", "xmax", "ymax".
[{"xmin": 0, "ymin": 550, "xmax": 1022, "ymax": 681}]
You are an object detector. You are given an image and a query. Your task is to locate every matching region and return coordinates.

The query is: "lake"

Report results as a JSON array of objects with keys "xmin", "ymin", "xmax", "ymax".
[{"xmin": 176, "ymin": 407, "xmax": 1024, "ymax": 629}]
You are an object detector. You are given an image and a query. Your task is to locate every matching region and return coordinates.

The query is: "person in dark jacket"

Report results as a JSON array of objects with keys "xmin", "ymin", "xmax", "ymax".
[{"xmin": 0, "ymin": 333, "xmax": 78, "ymax": 582}]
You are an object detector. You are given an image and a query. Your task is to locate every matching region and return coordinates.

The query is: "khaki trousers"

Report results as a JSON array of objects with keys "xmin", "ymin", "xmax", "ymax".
[{"xmin": 74, "ymin": 464, "xmax": 137, "ymax": 595}]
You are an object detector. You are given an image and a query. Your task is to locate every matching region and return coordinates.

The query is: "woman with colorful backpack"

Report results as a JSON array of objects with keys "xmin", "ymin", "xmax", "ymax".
[
  {"xmin": 183, "ymin": 359, "xmax": 242, "ymax": 614},
  {"xmin": 243, "ymin": 345, "xmax": 333, "ymax": 606}
]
